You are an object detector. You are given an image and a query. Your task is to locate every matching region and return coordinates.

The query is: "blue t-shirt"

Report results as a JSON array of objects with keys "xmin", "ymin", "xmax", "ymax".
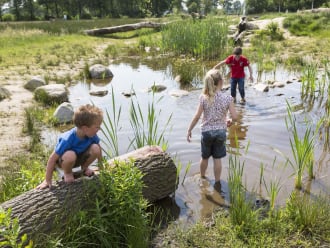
[{"xmin": 55, "ymin": 127, "xmax": 100, "ymax": 156}]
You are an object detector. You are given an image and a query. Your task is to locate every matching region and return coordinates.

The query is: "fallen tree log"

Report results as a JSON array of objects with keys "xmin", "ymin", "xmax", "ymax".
[
  {"xmin": 84, "ymin": 21, "xmax": 165, "ymax": 36},
  {"xmin": 0, "ymin": 145, "xmax": 177, "ymax": 240}
]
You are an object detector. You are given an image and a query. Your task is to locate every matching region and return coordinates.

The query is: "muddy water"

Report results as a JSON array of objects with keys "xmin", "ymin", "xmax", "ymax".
[{"xmin": 51, "ymin": 59, "xmax": 330, "ymax": 227}]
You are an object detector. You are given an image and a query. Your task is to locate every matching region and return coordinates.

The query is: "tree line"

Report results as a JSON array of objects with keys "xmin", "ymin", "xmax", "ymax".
[{"xmin": 0, "ymin": 0, "xmax": 329, "ymax": 21}]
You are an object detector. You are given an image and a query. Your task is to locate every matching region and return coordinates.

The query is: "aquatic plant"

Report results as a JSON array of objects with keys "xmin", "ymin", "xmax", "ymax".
[
  {"xmin": 128, "ymin": 91, "xmax": 172, "ymax": 150},
  {"xmin": 285, "ymin": 102, "xmax": 315, "ymax": 189},
  {"xmin": 228, "ymin": 152, "xmax": 256, "ymax": 229},
  {"xmin": 181, "ymin": 161, "xmax": 192, "ymax": 186},
  {"xmin": 300, "ymin": 62, "xmax": 317, "ymax": 100},
  {"xmin": 264, "ymin": 178, "xmax": 282, "ymax": 212},
  {"xmin": 101, "ymin": 86, "xmax": 122, "ymax": 158},
  {"xmin": 161, "ymin": 18, "xmax": 228, "ymax": 60}
]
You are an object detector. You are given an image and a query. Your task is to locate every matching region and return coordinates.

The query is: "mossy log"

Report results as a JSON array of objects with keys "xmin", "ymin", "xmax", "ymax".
[
  {"xmin": 0, "ymin": 146, "xmax": 177, "ymax": 240},
  {"xmin": 84, "ymin": 21, "xmax": 164, "ymax": 36}
]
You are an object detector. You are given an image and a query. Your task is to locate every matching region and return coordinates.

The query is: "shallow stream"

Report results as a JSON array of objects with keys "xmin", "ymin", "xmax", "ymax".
[{"xmin": 42, "ymin": 58, "xmax": 330, "ymax": 227}]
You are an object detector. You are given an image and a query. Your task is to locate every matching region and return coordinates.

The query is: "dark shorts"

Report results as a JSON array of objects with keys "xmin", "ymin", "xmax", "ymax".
[
  {"xmin": 57, "ymin": 149, "xmax": 90, "ymax": 168},
  {"xmin": 201, "ymin": 129, "xmax": 226, "ymax": 159}
]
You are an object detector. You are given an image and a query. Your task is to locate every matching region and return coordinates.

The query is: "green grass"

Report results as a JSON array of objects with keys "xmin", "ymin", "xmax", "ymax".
[
  {"xmin": 161, "ymin": 17, "xmax": 229, "ymax": 60},
  {"xmin": 283, "ymin": 12, "xmax": 330, "ymax": 37},
  {"xmin": 33, "ymin": 161, "xmax": 151, "ymax": 248}
]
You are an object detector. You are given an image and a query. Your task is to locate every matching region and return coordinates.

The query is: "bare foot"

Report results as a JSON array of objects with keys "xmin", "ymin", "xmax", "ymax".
[
  {"xmin": 83, "ymin": 167, "xmax": 95, "ymax": 177},
  {"xmin": 64, "ymin": 173, "xmax": 75, "ymax": 183}
]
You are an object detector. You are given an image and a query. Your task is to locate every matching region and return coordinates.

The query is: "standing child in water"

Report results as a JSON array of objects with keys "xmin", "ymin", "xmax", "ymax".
[
  {"xmin": 187, "ymin": 69, "xmax": 238, "ymax": 191},
  {"xmin": 36, "ymin": 104, "xmax": 103, "ymax": 189},
  {"xmin": 213, "ymin": 47, "xmax": 253, "ymax": 104}
]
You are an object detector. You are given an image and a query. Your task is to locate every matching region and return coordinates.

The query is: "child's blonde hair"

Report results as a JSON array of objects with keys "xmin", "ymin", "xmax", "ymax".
[
  {"xmin": 73, "ymin": 104, "xmax": 103, "ymax": 128},
  {"xmin": 202, "ymin": 69, "xmax": 223, "ymax": 103}
]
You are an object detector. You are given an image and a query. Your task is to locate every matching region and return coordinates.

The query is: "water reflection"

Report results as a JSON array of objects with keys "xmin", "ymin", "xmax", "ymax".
[{"xmin": 43, "ymin": 59, "xmax": 330, "ymax": 227}]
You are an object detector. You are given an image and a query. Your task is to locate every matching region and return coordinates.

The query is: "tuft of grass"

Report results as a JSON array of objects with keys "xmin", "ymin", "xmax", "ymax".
[
  {"xmin": 228, "ymin": 153, "xmax": 256, "ymax": 230},
  {"xmin": 285, "ymin": 102, "xmax": 315, "ymax": 189},
  {"xmin": 128, "ymin": 91, "xmax": 172, "ymax": 151}
]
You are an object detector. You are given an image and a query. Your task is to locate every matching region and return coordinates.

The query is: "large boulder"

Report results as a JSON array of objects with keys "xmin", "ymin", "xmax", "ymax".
[
  {"xmin": 53, "ymin": 102, "xmax": 74, "ymax": 124},
  {"xmin": 34, "ymin": 84, "xmax": 68, "ymax": 105},
  {"xmin": 24, "ymin": 76, "xmax": 46, "ymax": 91},
  {"xmin": 89, "ymin": 64, "xmax": 113, "ymax": 79}
]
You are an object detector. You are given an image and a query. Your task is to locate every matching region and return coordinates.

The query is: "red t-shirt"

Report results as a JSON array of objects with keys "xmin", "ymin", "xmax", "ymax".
[{"xmin": 225, "ymin": 55, "xmax": 250, "ymax": 78}]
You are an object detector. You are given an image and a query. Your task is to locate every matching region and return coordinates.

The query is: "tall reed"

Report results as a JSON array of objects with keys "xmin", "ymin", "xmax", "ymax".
[
  {"xmin": 161, "ymin": 17, "xmax": 228, "ymax": 60},
  {"xmin": 101, "ymin": 86, "xmax": 122, "ymax": 158},
  {"xmin": 228, "ymin": 153, "xmax": 256, "ymax": 229},
  {"xmin": 264, "ymin": 178, "xmax": 282, "ymax": 212},
  {"xmin": 128, "ymin": 92, "xmax": 172, "ymax": 150},
  {"xmin": 300, "ymin": 62, "xmax": 317, "ymax": 99},
  {"xmin": 285, "ymin": 102, "xmax": 315, "ymax": 189}
]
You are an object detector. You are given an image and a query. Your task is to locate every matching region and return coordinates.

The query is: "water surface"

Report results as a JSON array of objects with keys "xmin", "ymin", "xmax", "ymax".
[{"xmin": 46, "ymin": 59, "xmax": 330, "ymax": 226}]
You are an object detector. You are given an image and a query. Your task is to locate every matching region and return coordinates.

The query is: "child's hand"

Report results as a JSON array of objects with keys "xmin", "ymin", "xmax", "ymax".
[
  {"xmin": 36, "ymin": 180, "xmax": 52, "ymax": 190},
  {"xmin": 187, "ymin": 130, "xmax": 192, "ymax": 142},
  {"xmin": 226, "ymin": 119, "xmax": 233, "ymax": 127}
]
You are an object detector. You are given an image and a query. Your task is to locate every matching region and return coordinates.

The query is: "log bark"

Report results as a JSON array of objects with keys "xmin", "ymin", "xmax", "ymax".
[
  {"xmin": 84, "ymin": 21, "xmax": 164, "ymax": 36},
  {"xmin": 0, "ymin": 145, "xmax": 177, "ymax": 240}
]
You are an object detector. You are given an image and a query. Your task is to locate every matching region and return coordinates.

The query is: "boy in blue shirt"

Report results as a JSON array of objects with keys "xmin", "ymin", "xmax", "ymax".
[{"xmin": 37, "ymin": 104, "xmax": 103, "ymax": 189}]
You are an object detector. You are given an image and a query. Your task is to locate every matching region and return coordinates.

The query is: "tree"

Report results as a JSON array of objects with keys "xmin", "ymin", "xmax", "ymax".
[
  {"xmin": 12, "ymin": 0, "xmax": 22, "ymax": 20},
  {"xmin": 246, "ymin": 0, "xmax": 268, "ymax": 14},
  {"xmin": 187, "ymin": 0, "xmax": 201, "ymax": 13},
  {"xmin": 23, "ymin": 0, "xmax": 35, "ymax": 20},
  {"xmin": 220, "ymin": 0, "xmax": 234, "ymax": 14},
  {"xmin": 232, "ymin": 0, "xmax": 242, "ymax": 15}
]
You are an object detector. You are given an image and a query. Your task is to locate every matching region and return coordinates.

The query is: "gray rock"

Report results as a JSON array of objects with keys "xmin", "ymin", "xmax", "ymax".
[
  {"xmin": 0, "ymin": 86, "xmax": 11, "ymax": 101},
  {"xmin": 24, "ymin": 76, "xmax": 46, "ymax": 91},
  {"xmin": 169, "ymin": 89, "xmax": 189, "ymax": 97},
  {"xmin": 89, "ymin": 64, "xmax": 113, "ymax": 79},
  {"xmin": 34, "ymin": 84, "xmax": 68, "ymax": 105},
  {"xmin": 54, "ymin": 102, "xmax": 74, "ymax": 124},
  {"xmin": 254, "ymin": 83, "xmax": 269, "ymax": 92},
  {"xmin": 148, "ymin": 84, "xmax": 167, "ymax": 93},
  {"xmin": 89, "ymin": 89, "xmax": 108, "ymax": 96},
  {"xmin": 273, "ymin": 81, "xmax": 285, "ymax": 88}
]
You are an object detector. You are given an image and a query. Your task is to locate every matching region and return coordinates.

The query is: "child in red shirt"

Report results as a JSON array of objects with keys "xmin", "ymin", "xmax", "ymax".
[{"xmin": 214, "ymin": 47, "xmax": 253, "ymax": 103}]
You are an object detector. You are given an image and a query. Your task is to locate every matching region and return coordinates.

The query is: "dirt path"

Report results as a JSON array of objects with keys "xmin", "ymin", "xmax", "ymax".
[{"xmin": 0, "ymin": 74, "xmax": 33, "ymax": 168}]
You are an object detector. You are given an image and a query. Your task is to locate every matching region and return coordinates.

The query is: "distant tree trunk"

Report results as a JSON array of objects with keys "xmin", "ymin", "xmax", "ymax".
[
  {"xmin": 84, "ymin": 21, "xmax": 165, "ymax": 36},
  {"xmin": 0, "ymin": 146, "xmax": 177, "ymax": 241}
]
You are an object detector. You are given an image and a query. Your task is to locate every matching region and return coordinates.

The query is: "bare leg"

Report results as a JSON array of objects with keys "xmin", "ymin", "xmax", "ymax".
[
  {"xmin": 60, "ymin": 151, "xmax": 76, "ymax": 183},
  {"xmin": 200, "ymin": 158, "xmax": 209, "ymax": 178},
  {"xmin": 213, "ymin": 158, "xmax": 222, "ymax": 182},
  {"xmin": 81, "ymin": 144, "xmax": 102, "ymax": 176}
]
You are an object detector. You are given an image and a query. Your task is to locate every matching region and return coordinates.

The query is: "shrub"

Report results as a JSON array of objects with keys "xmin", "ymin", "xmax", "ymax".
[{"xmin": 2, "ymin": 13, "xmax": 15, "ymax": 22}]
